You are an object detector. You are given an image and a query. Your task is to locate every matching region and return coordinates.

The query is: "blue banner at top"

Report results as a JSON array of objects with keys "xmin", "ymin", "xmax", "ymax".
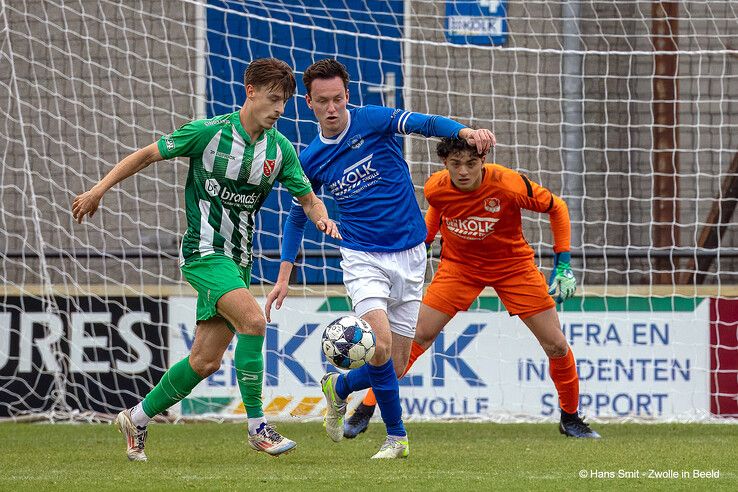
[{"xmin": 445, "ymin": 0, "xmax": 508, "ymax": 45}]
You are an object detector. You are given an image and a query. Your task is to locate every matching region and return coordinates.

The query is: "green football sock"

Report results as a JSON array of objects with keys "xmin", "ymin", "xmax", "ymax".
[
  {"xmin": 142, "ymin": 356, "xmax": 203, "ymax": 417},
  {"xmin": 234, "ymin": 333, "xmax": 265, "ymax": 418}
]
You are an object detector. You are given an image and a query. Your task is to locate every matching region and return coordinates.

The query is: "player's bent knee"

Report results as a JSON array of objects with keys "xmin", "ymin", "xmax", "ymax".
[
  {"xmin": 414, "ymin": 330, "xmax": 435, "ymax": 349},
  {"xmin": 189, "ymin": 356, "xmax": 222, "ymax": 378},
  {"xmin": 544, "ymin": 340, "xmax": 569, "ymax": 359},
  {"xmin": 232, "ymin": 315, "xmax": 266, "ymax": 336},
  {"xmin": 370, "ymin": 341, "xmax": 392, "ymax": 365}
]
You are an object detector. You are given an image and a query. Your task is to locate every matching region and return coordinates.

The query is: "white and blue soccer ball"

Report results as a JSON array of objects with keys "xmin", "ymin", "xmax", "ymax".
[{"xmin": 321, "ymin": 315, "xmax": 376, "ymax": 370}]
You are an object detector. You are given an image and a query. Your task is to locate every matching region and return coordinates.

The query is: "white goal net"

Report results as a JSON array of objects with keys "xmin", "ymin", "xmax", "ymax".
[{"xmin": 1, "ymin": 0, "xmax": 737, "ymax": 422}]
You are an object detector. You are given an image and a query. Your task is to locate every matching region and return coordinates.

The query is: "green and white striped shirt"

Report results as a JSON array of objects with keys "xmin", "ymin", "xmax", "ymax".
[{"xmin": 157, "ymin": 111, "xmax": 312, "ymax": 267}]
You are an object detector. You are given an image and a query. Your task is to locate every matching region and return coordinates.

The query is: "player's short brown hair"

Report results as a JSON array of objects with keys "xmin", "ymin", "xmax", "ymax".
[
  {"xmin": 243, "ymin": 58, "xmax": 296, "ymax": 100},
  {"xmin": 302, "ymin": 59, "xmax": 350, "ymax": 95},
  {"xmin": 436, "ymin": 137, "xmax": 485, "ymax": 159}
]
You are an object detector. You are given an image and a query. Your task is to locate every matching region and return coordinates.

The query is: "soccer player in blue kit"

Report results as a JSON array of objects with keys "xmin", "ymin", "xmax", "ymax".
[{"xmin": 265, "ymin": 59, "xmax": 495, "ymax": 458}]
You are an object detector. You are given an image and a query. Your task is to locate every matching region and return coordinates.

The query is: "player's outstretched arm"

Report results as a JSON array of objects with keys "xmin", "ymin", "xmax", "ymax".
[
  {"xmin": 265, "ymin": 260, "xmax": 293, "ymax": 323},
  {"xmin": 295, "ymin": 191, "xmax": 342, "ymax": 240},
  {"xmin": 72, "ymin": 143, "xmax": 163, "ymax": 223},
  {"xmin": 391, "ymin": 108, "xmax": 495, "ymax": 154},
  {"xmin": 266, "ymin": 192, "xmax": 334, "ymax": 322}
]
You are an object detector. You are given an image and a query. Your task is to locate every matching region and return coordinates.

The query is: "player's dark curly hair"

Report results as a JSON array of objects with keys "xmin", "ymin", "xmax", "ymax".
[
  {"xmin": 243, "ymin": 58, "xmax": 296, "ymax": 100},
  {"xmin": 436, "ymin": 137, "xmax": 485, "ymax": 159},
  {"xmin": 303, "ymin": 59, "xmax": 350, "ymax": 95}
]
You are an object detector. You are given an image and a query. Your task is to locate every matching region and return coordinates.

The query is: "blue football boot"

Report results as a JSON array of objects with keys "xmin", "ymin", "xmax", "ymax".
[
  {"xmin": 344, "ymin": 402, "xmax": 375, "ymax": 439},
  {"xmin": 559, "ymin": 409, "xmax": 601, "ymax": 439}
]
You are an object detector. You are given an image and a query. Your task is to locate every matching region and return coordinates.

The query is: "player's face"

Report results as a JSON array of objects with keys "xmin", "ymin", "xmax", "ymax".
[
  {"xmin": 246, "ymin": 84, "xmax": 288, "ymax": 130},
  {"xmin": 306, "ymin": 77, "xmax": 349, "ymax": 137},
  {"xmin": 444, "ymin": 151, "xmax": 485, "ymax": 191}
]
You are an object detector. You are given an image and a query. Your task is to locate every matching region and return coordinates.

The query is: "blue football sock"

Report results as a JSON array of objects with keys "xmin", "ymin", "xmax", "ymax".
[
  {"xmin": 335, "ymin": 364, "xmax": 371, "ymax": 400},
  {"xmin": 367, "ymin": 358, "xmax": 406, "ymax": 437}
]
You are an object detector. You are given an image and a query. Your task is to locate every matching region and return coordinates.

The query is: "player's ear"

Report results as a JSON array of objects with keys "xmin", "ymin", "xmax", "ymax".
[
  {"xmin": 245, "ymin": 84, "xmax": 255, "ymax": 99},
  {"xmin": 345, "ymin": 89, "xmax": 349, "ymax": 102},
  {"xmin": 305, "ymin": 93, "xmax": 313, "ymax": 109}
]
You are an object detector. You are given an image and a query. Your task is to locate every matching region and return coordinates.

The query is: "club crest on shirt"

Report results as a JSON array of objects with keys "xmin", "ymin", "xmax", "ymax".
[
  {"xmin": 348, "ymin": 135, "xmax": 364, "ymax": 149},
  {"xmin": 484, "ymin": 197, "xmax": 500, "ymax": 213},
  {"xmin": 263, "ymin": 159, "xmax": 276, "ymax": 177}
]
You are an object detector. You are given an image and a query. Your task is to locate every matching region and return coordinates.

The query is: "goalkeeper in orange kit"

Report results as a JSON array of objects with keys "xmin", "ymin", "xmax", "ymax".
[{"xmin": 345, "ymin": 137, "xmax": 600, "ymax": 439}]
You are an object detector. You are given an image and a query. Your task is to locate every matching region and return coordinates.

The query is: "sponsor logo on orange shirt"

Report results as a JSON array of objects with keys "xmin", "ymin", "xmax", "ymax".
[{"xmin": 445, "ymin": 216, "xmax": 499, "ymax": 240}]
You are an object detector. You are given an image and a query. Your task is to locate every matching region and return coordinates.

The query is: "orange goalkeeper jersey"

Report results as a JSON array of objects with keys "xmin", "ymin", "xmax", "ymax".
[{"xmin": 424, "ymin": 163, "xmax": 570, "ymax": 274}]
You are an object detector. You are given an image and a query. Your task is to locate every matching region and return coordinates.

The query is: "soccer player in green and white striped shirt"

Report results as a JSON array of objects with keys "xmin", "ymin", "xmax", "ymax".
[{"xmin": 73, "ymin": 58, "xmax": 340, "ymax": 460}]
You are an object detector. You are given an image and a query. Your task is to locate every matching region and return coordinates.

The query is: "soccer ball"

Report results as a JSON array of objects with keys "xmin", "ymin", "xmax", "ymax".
[{"xmin": 321, "ymin": 315, "xmax": 376, "ymax": 369}]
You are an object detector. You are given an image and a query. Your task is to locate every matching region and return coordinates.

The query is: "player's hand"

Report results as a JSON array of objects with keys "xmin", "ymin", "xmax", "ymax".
[
  {"xmin": 265, "ymin": 281, "xmax": 290, "ymax": 323},
  {"xmin": 72, "ymin": 187, "xmax": 104, "ymax": 223},
  {"xmin": 459, "ymin": 128, "xmax": 496, "ymax": 155},
  {"xmin": 548, "ymin": 252, "xmax": 576, "ymax": 304},
  {"xmin": 316, "ymin": 217, "xmax": 342, "ymax": 240}
]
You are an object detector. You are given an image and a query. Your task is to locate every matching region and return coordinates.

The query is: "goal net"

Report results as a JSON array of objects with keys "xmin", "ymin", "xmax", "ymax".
[{"xmin": 1, "ymin": 0, "xmax": 736, "ymax": 422}]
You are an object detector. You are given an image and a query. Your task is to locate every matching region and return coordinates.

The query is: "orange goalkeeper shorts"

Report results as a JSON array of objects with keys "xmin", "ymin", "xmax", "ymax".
[{"xmin": 423, "ymin": 259, "xmax": 555, "ymax": 319}]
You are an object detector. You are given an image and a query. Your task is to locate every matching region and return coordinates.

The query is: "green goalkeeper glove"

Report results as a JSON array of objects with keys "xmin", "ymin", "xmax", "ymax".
[{"xmin": 547, "ymin": 252, "xmax": 576, "ymax": 303}]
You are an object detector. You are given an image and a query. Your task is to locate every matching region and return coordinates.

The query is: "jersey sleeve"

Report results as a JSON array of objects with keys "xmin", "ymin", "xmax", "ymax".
[
  {"xmin": 506, "ymin": 167, "xmax": 572, "ymax": 253},
  {"xmin": 397, "ymin": 111, "xmax": 466, "ymax": 138},
  {"xmin": 280, "ymin": 180, "xmax": 323, "ymax": 263},
  {"xmin": 423, "ymin": 173, "xmax": 444, "ymax": 244},
  {"xmin": 276, "ymin": 139, "xmax": 313, "ymax": 198},
  {"xmin": 547, "ymin": 194, "xmax": 571, "ymax": 253},
  {"xmin": 361, "ymin": 105, "xmax": 466, "ymax": 138},
  {"xmin": 424, "ymin": 204, "xmax": 442, "ymax": 245},
  {"xmin": 156, "ymin": 120, "xmax": 209, "ymax": 159}
]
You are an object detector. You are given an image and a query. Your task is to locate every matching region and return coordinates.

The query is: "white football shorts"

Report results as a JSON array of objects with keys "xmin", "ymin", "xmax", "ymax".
[{"xmin": 339, "ymin": 243, "xmax": 427, "ymax": 338}]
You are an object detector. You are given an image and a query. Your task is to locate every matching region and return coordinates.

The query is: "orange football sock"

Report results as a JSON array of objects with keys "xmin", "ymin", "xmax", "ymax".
[
  {"xmin": 362, "ymin": 340, "xmax": 428, "ymax": 407},
  {"xmin": 548, "ymin": 347, "xmax": 579, "ymax": 414}
]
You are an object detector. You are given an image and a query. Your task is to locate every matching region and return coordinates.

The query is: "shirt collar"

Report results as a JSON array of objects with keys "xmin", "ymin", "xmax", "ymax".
[{"xmin": 318, "ymin": 110, "xmax": 352, "ymax": 145}]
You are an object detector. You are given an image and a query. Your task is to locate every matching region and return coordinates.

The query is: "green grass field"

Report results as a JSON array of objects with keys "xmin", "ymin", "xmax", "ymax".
[{"xmin": 1, "ymin": 422, "xmax": 736, "ymax": 491}]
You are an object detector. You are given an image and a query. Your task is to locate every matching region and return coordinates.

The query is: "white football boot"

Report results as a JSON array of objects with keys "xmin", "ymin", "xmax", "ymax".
[
  {"xmin": 248, "ymin": 423, "xmax": 297, "ymax": 456},
  {"xmin": 371, "ymin": 435, "xmax": 410, "ymax": 459},
  {"xmin": 320, "ymin": 373, "xmax": 346, "ymax": 442},
  {"xmin": 115, "ymin": 409, "xmax": 148, "ymax": 462}
]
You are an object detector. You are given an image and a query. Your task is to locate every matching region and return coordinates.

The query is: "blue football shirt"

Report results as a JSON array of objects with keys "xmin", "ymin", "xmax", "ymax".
[{"xmin": 281, "ymin": 105, "xmax": 465, "ymax": 261}]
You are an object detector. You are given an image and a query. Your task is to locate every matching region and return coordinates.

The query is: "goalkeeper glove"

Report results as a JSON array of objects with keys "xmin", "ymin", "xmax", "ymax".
[{"xmin": 548, "ymin": 251, "xmax": 576, "ymax": 304}]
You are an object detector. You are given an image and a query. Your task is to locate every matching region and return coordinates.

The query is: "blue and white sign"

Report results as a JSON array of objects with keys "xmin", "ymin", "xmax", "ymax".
[
  {"xmin": 446, "ymin": 0, "xmax": 508, "ymax": 45},
  {"xmin": 168, "ymin": 296, "xmax": 710, "ymax": 421}
]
